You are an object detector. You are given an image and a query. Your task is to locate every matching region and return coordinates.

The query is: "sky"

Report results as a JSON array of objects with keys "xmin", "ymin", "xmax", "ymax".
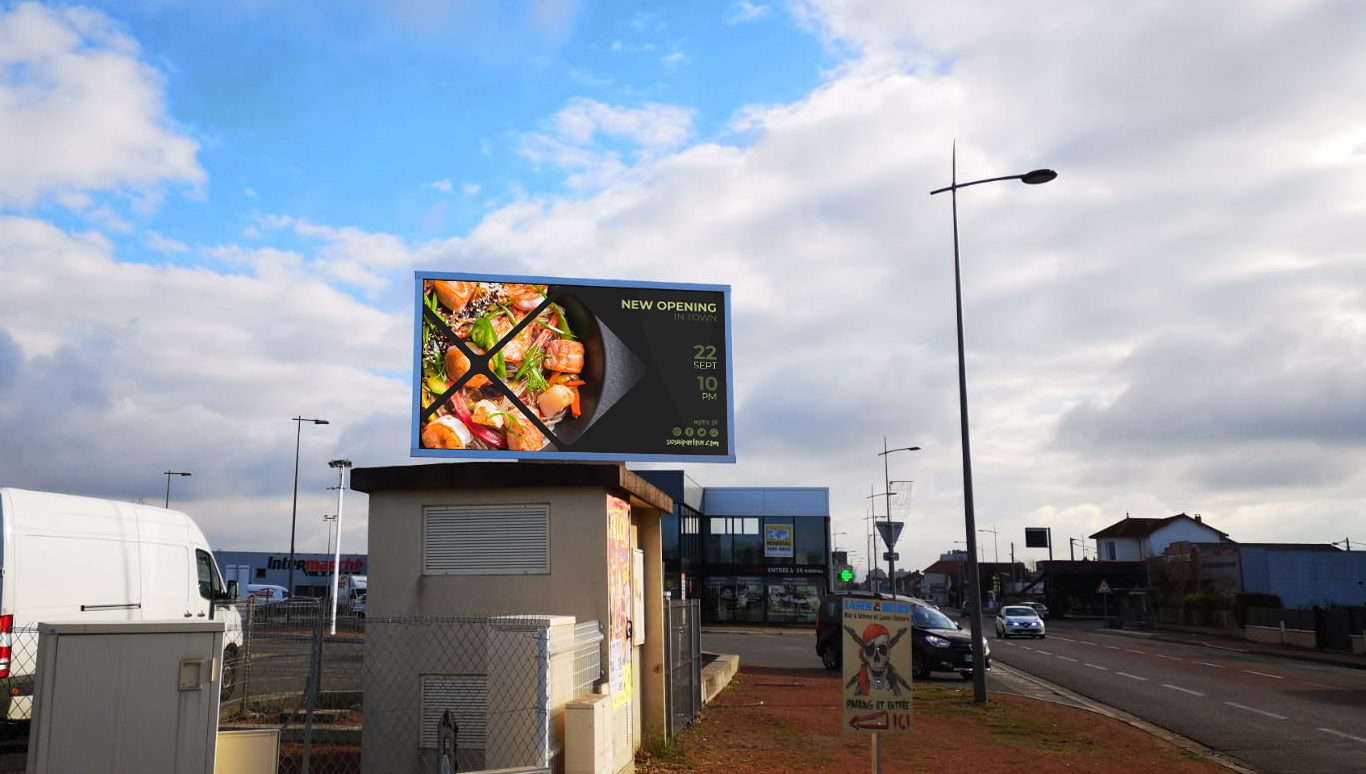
[{"xmin": 1, "ymin": 0, "xmax": 1363, "ymax": 579}]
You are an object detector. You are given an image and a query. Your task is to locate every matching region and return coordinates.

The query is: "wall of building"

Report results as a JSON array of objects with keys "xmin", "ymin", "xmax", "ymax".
[
  {"xmin": 1147, "ymin": 520, "xmax": 1226, "ymax": 557},
  {"xmin": 365, "ymin": 486, "xmax": 610, "ymax": 624},
  {"xmin": 1240, "ymin": 547, "xmax": 1366, "ymax": 607}
]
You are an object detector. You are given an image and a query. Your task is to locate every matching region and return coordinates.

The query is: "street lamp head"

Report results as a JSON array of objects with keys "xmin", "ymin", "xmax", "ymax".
[
  {"xmin": 313, "ymin": 419, "xmax": 330, "ymax": 425},
  {"xmin": 328, "ymin": 458, "xmax": 352, "ymax": 469},
  {"xmin": 1020, "ymin": 168, "xmax": 1057, "ymax": 185}
]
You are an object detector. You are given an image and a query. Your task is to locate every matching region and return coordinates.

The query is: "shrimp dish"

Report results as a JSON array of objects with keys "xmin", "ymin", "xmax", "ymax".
[{"xmin": 419, "ymin": 280, "xmax": 586, "ymax": 452}]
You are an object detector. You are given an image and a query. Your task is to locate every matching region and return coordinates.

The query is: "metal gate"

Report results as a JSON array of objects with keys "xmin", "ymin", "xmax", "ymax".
[
  {"xmin": 1316, "ymin": 607, "xmax": 1353, "ymax": 652},
  {"xmin": 663, "ymin": 599, "xmax": 702, "ymax": 737}
]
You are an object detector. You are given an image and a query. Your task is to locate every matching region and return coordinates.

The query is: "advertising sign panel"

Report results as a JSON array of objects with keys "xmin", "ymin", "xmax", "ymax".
[
  {"xmin": 764, "ymin": 525, "xmax": 794, "ymax": 558},
  {"xmin": 413, "ymin": 272, "xmax": 733, "ymax": 462},
  {"xmin": 842, "ymin": 598, "xmax": 913, "ymax": 733}
]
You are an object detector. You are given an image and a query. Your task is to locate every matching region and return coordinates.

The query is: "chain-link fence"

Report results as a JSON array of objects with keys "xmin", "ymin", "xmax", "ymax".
[{"xmin": 0, "ymin": 606, "xmax": 603, "ymax": 774}]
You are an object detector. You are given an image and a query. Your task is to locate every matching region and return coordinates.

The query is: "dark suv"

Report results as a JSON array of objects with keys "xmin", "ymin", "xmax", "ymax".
[{"xmin": 815, "ymin": 592, "xmax": 991, "ymax": 680}]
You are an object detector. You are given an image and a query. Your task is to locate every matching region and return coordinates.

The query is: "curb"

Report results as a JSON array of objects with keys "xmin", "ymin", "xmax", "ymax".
[
  {"xmin": 992, "ymin": 663, "xmax": 1263, "ymax": 774},
  {"xmin": 1088, "ymin": 627, "xmax": 1366, "ymax": 671}
]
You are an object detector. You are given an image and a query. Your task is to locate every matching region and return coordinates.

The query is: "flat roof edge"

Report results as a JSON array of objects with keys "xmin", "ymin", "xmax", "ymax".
[{"xmin": 351, "ymin": 462, "xmax": 673, "ymax": 512}]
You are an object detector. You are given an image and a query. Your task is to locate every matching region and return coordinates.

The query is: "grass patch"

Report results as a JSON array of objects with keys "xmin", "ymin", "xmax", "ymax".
[{"xmin": 640, "ymin": 731, "xmax": 689, "ymax": 764}]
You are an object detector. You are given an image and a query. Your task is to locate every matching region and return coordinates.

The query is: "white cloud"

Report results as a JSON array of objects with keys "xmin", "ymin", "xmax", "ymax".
[
  {"xmin": 552, "ymin": 97, "xmax": 695, "ymax": 149},
  {"xmin": 145, "ymin": 231, "xmax": 190, "ymax": 254},
  {"xmin": 430, "ymin": 179, "xmax": 453, "ymax": 193},
  {"xmin": 725, "ymin": 1, "xmax": 769, "ymax": 24},
  {"xmin": 0, "ymin": 4, "xmax": 204, "ymax": 210},
  {"xmin": 661, "ymin": 51, "xmax": 689, "ymax": 68},
  {"xmin": 462, "ymin": 183, "xmax": 482, "ymax": 197}
]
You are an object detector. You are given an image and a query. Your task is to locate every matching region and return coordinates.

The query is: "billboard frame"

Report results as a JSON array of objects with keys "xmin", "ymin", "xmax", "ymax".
[{"xmin": 410, "ymin": 270, "xmax": 736, "ymax": 463}]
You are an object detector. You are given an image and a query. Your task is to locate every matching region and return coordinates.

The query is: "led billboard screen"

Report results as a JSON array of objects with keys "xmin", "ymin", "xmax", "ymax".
[{"xmin": 413, "ymin": 272, "xmax": 734, "ymax": 462}]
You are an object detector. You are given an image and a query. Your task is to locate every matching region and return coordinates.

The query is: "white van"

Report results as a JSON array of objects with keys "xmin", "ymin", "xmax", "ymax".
[
  {"xmin": 245, "ymin": 583, "xmax": 291, "ymax": 604},
  {"xmin": 0, "ymin": 488, "xmax": 244, "ymax": 716}
]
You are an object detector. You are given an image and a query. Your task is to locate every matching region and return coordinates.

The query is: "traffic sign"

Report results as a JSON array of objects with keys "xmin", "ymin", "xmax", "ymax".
[
  {"xmin": 1097, "ymin": 579, "xmax": 1111, "ymax": 594},
  {"xmin": 883, "ymin": 551, "xmax": 899, "ymax": 561},
  {"xmin": 875, "ymin": 521, "xmax": 904, "ymax": 549}
]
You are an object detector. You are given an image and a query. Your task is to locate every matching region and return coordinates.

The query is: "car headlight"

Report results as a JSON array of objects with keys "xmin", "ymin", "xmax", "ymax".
[{"xmin": 924, "ymin": 634, "xmax": 951, "ymax": 648}]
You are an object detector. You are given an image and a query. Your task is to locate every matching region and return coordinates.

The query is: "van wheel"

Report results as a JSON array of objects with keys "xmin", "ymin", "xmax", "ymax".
[
  {"xmin": 819, "ymin": 645, "xmax": 840, "ymax": 671},
  {"xmin": 220, "ymin": 644, "xmax": 239, "ymax": 701}
]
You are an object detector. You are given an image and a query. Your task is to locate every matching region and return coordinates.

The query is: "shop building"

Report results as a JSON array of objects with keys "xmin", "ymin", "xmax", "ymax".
[{"xmin": 637, "ymin": 471, "xmax": 830, "ymax": 625}]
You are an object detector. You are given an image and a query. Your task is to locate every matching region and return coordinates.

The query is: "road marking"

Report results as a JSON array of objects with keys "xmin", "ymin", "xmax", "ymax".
[
  {"xmin": 1162, "ymin": 684, "xmax": 1205, "ymax": 696},
  {"xmin": 1035, "ymin": 650, "xmax": 1052, "ymax": 655},
  {"xmin": 1050, "ymin": 636, "xmax": 1077, "ymax": 642},
  {"xmin": 1157, "ymin": 654, "xmax": 1182, "ymax": 661},
  {"xmin": 1085, "ymin": 663, "xmax": 1108, "ymax": 671},
  {"xmin": 1124, "ymin": 649, "xmax": 1145, "ymax": 654},
  {"xmin": 1116, "ymin": 672, "xmax": 1149, "ymax": 681},
  {"xmin": 1319, "ymin": 728, "xmax": 1366, "ymax": 744},
  {"xmin": 1102, "ymin": 645, "xmax": 1123, "ymax": 650},
  {"xmin": 1194, "ymin": 662, "xmax": 1224, "ymax": 668},
  {"xmin": 1224, "ymin": 702, "xmax": 1287, "ymax": 720},
  {"xmin": 1242, "ymin": 670, "xmax": 1283, "ymax": 679},
  {"xmin": 1057, "ymin": 656, "xmax": 1079, "ymax": 663}
]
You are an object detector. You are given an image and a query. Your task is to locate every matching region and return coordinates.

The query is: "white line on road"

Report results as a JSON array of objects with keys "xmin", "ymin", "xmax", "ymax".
[
  {"xmin": 1157, "ymin": 654, "xmax": 1182, "ymax": 661},
  {"xmin": 1124, "ymin": 649, "xmax": 1145, "ymax": 654},
  {"xmin": 1085, "ymin": 663, "xmax": 1108, "ymax": 670},
  {"xmin": 1319, "ymin": 728, "xmax": 1366, "ymax": 744},
  {"xmin": 1035, "ymin": 650, "xmax": 1052, "ymax": 655},
  {"xmin": 1057, "ymin": 656, "xmax": 1079, "ymax": 663},
  {"xmin": 1116, "ymin": 672, "xmax": 1149, "ymax": 681},
  {"xmin": 1102, "ymin": 645, "xmax": 1123, "ymax": 650},
  {"xmin": 1195, "ymin": 662, "xmax": 1224, "ymax": 668},
  {"xmin": 1224, "ymin": 702, "xmax": 1287, "ymax": 720},
  {"xmin": 1162, "ymin": 684, "xmax": 1205, "ymax": 696},
  {"xmin": 1242, "ymin": 670, "xmax": 1283, "ymax": 679}
]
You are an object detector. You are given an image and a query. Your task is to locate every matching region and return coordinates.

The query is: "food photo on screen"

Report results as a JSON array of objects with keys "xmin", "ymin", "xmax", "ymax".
[{"xmin": 419, "ymin": 280, "xmax": 592, "ymax": 453}]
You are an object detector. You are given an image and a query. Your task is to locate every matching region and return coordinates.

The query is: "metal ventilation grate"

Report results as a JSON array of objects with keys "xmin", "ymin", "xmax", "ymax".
[
  {"xmin": 419, "ymin": 673, "xmax": 487, "ymax": 748},
  {"xmin": 423, "ymin": 504, "xmax": 550, "ymax": 575}
]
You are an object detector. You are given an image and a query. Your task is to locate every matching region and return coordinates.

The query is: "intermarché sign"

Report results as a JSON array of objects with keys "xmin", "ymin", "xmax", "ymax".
[{"xmin": 265, "ymin": 556, "xmax": 366, "ymax": 575}]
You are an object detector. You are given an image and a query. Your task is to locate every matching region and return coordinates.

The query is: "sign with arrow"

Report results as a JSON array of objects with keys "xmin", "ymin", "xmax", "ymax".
[
  {"xmin": 842, "ymin": 597, "xmax": 913, "ymax": 734},
  {"xmin": 874, "ymin": 520, "xmax": 904, "ymax": 549}
]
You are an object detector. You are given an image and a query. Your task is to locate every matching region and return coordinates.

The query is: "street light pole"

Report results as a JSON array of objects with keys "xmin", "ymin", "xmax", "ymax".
[
  {"xmin": 162, "ymin": 471, "xmax": 191, "ymax": 508},
  {"xmin": 931, "ymin": 145, "xmax": 1055, "ymax": 704},
  {"xmin": 323, "ymin": 513, "xmax": 337, "ymax": 557},
  {"xmin": 878, "ymin": 440, "xmax": 920, "ymax": 595},
  {"xmin": 288, "ymin": 416, "xmax": 329, "ymax": 605},
  {"xmin": 328, "ymin": 458, "xmax": 352, "ymax": 636}
]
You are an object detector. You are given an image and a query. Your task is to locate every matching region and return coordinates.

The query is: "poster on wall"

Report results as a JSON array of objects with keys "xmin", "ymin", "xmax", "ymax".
[
  {"xmin": 413, "ymin": 273, "xmax": 734, "ymax": 462},
  {"xmin": 607, "ymin": 495, "xmax": 633, "ymax": 709},
  {"xmin": 764, "ymin": 525, "xmax": 794, "ymax": 558}
]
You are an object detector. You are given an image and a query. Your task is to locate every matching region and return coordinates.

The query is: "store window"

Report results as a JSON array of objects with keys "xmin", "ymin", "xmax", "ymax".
[
  {"xmin": 765, "ymin": 579, "xmax": 822, "ymax": 623},
  {"xmin": 703, "ymin": 576, "xmax": 763, "ymax": 622},
  {"xmin": 793, "ymin": 516, "xmax": 827, "ymax": 564}
]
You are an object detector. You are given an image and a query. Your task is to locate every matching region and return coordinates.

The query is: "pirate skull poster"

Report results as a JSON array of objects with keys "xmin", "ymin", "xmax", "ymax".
[{"xmin": 842, "ymin": 598, "xmax": 913, "ymax": 733}]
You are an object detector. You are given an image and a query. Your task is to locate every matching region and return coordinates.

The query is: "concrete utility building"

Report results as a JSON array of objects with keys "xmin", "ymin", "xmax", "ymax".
[{"xmin": 351, "ymin": 461, "xmax": 672, "ymax": 774}]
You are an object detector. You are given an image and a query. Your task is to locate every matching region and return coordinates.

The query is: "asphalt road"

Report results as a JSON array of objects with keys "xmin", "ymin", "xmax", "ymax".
[{"xmin": 989, "ymin": 622, "xmax": 1366, "ymax": 774}]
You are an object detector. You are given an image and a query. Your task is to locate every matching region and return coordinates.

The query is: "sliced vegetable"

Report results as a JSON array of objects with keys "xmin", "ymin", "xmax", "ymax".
[
  {"xmin": 570, "ymin": 387, "xmax": 581, "ymax": 417},
  {"xmin": 449, "ymin": 401, "xmax": 506, "ymax": 449}
]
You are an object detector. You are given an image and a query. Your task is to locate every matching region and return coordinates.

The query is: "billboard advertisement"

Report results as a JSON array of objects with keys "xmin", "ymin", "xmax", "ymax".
[{"xmin": 413, "ymin": 272, "xmax": 734, "ymax": 462}]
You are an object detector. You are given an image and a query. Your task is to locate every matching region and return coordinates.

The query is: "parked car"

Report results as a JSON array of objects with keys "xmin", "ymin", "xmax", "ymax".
[
  {"xmin": 1026, "ymin": 601, "xmax": 1050, "ymax": 619},
  {"xmin": 996, "ymin": 605, "xmax": 1047, "ymax": 639},
  {"xmin": 816, "ymin": 592, "xmax": 991, "ymax": 680}
]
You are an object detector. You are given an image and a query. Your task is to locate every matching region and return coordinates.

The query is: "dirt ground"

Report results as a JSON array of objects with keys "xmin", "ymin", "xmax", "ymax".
[{"xmin": 638, "ymin": 667, "xmax": 1235, "ymax": 774}]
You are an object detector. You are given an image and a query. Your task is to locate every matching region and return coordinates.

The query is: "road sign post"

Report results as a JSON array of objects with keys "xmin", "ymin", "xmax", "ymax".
[{"xmin": 1098, "ymin": 579, "xmax": 1111, "ymax": 620}]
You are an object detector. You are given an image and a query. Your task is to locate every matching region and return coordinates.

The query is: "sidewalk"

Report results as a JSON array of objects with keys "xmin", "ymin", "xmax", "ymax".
[{"xmin": 1087, "ymin": 623, "xmax": 1366, "ymax": 671}]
